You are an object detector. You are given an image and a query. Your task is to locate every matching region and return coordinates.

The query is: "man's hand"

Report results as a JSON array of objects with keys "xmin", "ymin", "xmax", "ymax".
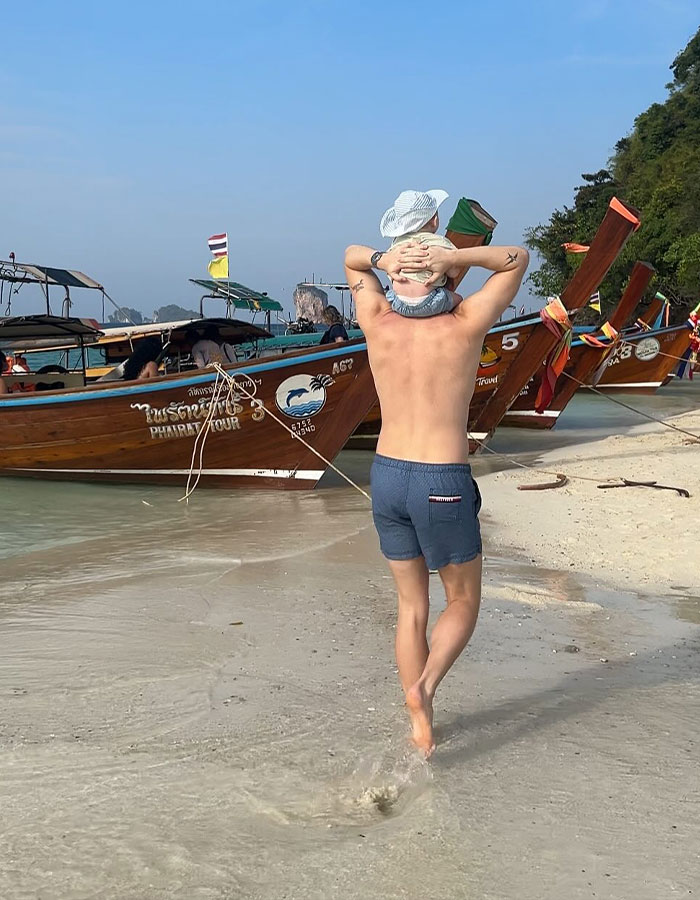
[
  {"xmin": 374, "ymin": 244, "xmax": 422, "ymax": 283},
  {"xmin": 388, "ymin": 243, "xmax": 461, "ymax": 285}
]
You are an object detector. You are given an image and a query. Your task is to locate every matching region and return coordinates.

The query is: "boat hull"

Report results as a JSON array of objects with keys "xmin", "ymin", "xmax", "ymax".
[
  {"xmin": 0, "ymin": 341, "xmax": 376, "ymax": 489},
  {"xmin": 590, "ymin": 325, "xmax": 691, "ymax": 393},
  {"xmin": 503, "ymin": 260, "xmax": 657, "ymax": 429}
]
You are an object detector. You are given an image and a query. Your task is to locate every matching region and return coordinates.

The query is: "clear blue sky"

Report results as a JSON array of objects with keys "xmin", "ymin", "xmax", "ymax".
[{"xmin": 2, "ymin": 0, "xmax": 697, "ymax": 320}]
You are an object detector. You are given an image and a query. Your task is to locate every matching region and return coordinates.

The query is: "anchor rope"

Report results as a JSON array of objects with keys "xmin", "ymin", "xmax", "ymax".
[
  {"xmin": 617, "ymin": 336, "xmax": 697, "ymax": 366},
  {"xmin": 562, "ymin": 371, "xmax": 700, "ymax": 442},
  {"xmin": 179, "ymin": 364, "xmax": 372, "ymax": 502}
]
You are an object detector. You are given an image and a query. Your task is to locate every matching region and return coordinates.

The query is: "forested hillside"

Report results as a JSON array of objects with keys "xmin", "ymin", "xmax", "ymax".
[{"xmin": 526, "ymin": 28, "xmax": 700, "ymax": 321}]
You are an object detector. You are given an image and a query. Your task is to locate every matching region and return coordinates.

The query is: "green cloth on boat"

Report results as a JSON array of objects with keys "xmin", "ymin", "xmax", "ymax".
[{"xmin": 446, "ymin": 198, "xmax": 494, "ymax": 243}]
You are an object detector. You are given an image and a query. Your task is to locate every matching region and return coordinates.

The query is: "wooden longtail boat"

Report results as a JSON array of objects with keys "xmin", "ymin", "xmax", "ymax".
[
  {"xmin": 503, "ymin": 261, "xmax": 655, "ymax": 429},
  {"xmin": 469, "ymin": 197, "xmax": 641, "ymax": 444},
  {"xmin": 589, "ymin": 320, "xmax": 693, "ymax": 393},
  {"xmin": 636, "ymin": 293, "xmax": 669, "ymax": 329},
  {"xmin": 0, "ymin": 315, "xmax": 376, "ymax": 489}
]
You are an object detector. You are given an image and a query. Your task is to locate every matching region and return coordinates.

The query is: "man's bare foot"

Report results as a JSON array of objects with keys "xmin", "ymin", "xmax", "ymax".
[{"xmin": 405, "ymin": 681, "xmax": 435, "ymax": 758}]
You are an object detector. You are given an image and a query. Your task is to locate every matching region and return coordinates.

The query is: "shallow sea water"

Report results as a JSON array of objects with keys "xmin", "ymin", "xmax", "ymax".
[{"xmin": 1, "ymin": 383, "xmax": 699, "ymax": 898}]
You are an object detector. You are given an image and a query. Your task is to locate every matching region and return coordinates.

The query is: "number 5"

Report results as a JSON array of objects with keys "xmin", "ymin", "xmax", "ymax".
[{"xmin": 502, "ymin": 333, "xmax": 520, "ymax": 351}]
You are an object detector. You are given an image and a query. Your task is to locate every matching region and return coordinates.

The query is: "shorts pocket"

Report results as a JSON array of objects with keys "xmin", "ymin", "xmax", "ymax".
[
  {"xmin": 472, "ymin": 478, "xmax": 482, "ymax": 516},
  {"xmin": 428, "ymin": 491, "xmax": 463, "ymax": 523}
]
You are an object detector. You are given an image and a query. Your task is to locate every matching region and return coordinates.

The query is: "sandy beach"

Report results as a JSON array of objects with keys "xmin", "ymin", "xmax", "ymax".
[
  {"xmin": 1, "ymin": 389, "xmax": 699, "ymax": 899},
  {"xmin": 484, "ymin": 407, "xmax": 700, "ymax": 594}
]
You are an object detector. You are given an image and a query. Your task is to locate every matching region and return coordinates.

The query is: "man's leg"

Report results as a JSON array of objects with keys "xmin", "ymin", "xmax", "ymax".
[
  {"xmin": 406, "ymin": 554, "xmax": 482, "ymax": 756},
  {"xmin": 387, "ymin": 557, "xmax": 430, "ymax": 693}
]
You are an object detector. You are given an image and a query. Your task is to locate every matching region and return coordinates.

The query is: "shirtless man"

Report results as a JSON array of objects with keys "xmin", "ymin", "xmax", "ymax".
[{"xmin": 344, "ymin": 230, "xmax": 528, "ymax": 756}]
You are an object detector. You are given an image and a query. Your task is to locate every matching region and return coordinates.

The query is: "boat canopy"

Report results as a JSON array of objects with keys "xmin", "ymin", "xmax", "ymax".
[
  {"xmin": 169, "ymin": 317, "xmax": 272, "ymax": 344},
  {"xmin": 0, "ymin": 261, "xmax": 103, "ymax": 289},
  {"xmin": 0, "ymin": 314, "xmax": 104, "ymax": 345},
  {"xmin": 190, "ymin": 279, "xmax": 283, "ymax": 312}
]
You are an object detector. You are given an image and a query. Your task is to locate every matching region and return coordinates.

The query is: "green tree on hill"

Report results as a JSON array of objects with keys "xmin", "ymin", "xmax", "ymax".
[{"xmin": 526, "ymin": 27, "xmax": 700, "ymax": 322}]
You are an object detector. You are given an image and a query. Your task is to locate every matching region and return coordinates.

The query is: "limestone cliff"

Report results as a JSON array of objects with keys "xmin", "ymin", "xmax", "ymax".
[{"xmin": 293, "ymin": 284, "xmax": 328, "ymax": 323}]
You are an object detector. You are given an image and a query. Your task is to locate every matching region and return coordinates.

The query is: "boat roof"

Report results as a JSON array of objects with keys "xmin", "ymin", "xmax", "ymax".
[
  {"xmin": 190, "ymin": 279, "xmax": 283, "ymax": 311},
  {"xmin": 0, "ymin": 260, "xmax": 103, "ymax": 290},
  {"xmin": 169, "ymin": 317, "xmax": 272, "ymax": 342},
  {"xmin": 0, "ymin": 314, "xmax": 104, "ymax": 346}
]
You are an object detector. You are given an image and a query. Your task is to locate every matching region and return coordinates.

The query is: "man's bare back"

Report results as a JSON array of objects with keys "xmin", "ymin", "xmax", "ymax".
[
  {"xmin": 347, "ymin": 240, "xmax": 529, "ymax": 462},
  {"xmin": 364, "ymin": 306, "xmax": 483, "ymax": 463}
]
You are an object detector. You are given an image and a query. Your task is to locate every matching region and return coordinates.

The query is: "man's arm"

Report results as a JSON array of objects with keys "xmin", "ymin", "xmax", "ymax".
[
  {"xmin": 344, "ymin": 245, "xmax": 409, "ymax": 331},
  {"xmin": 397, "ymin": 243, "xmax": 529, "ymax": 334}
]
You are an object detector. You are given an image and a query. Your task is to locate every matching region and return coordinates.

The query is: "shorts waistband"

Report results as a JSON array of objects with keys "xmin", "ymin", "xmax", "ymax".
[{"xmin": 373, "ymin": 453, "xmax": 472, "ymax": 473}]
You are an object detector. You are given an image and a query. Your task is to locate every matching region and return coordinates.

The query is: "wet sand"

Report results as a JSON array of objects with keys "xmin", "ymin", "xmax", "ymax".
[{"xmin": 1, "ymin": 389, "xmax": 699, "ymax": 898}]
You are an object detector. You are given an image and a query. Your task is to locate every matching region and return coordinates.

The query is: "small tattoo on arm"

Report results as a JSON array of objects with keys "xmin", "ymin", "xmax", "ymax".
[
  {"xmin": 351, "ymin": 278, "xmax": 365, "ymax": 293},
  {"xmin": 506, "ymin": 251, "xmax": 519, "ymax": 266}
]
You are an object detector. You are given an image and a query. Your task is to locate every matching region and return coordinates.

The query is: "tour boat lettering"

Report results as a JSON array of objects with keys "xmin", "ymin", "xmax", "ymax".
[
  {"xmin": 291, "ymin": 417, "xmax": 316, "ymax": 437},
  {"xmin": 332, "ymin": 358, "xmax": 354, "ymax": 375},
  {"xmin": 476, "ymin": 374, "xmax": 499, "ymax": 387},
  {"xmin": 607, "ymin": 344, "xmax": 633, "ymax": 366},
  {"xmin": 147, "ymin": 417, "xmax": 241, "ymax": 440},
  {"xmin": 131, "ymin": 398, "xmax": 243, "ymax": 425},
  {"xmin": 501, "ymin": 333, "xmax": 520, "ymax": 351}
]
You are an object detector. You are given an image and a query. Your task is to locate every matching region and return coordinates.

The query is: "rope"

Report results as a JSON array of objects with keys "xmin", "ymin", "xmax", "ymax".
[
  {"xmin": 179, "ymin": 364, "xmax": 372, "ymax": 502},
  {"xmin": 178, "ymin": 367, "xmax": 235, "ymax": 502},
  {"xmin": 472, "ymin": 437, "xmax": 611, "ymax": 484},
  {"xmin": 563, "ymin": 371, "xmax": 700, "ymax": 443},
  {"xmin": 617, "ymin": 336, "xmax": 696, "ymax": 366}
]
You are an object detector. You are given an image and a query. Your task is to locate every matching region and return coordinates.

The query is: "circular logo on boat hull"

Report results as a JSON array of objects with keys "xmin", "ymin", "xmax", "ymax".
[
  {"xmin": 635, "ymin": 337, "xmax": 660, "ymax": 362},
  {"xmin": 275, "ymin": 373, "xmax": 333, "ymax": 418}
]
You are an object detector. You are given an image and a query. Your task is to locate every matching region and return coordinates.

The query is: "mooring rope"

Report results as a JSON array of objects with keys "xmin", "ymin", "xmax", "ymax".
[
  {"xmin": 471, "ymin": 437, "xmax": 613, "ymax": 484},
  {"xmin": 178, "ymin": 367, "xmax": 236, "ymax": 502},
  {"xmin": 179, "ymin": 364, "xmax": 372, "ymax": 502},
  {"xmin": 617, "ymin": 336, "xmax": 697, "ymax": 366},
  {"xmin": 563, "ymin": 370, "xmax": 700, "ymax": 442}
]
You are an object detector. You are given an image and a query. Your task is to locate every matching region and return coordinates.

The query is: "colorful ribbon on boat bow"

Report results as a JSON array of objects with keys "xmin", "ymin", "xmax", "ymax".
[
  {"xmin": 535, "ymin": 296, "xmax": 573, "ymax": 413},
  {"xmin": 677, "ymin": 306, "xmax": 700, "ymax": 380},
  {"xmin": 579, "ymin": 321, "xmax": 619, "ymax": 348}
]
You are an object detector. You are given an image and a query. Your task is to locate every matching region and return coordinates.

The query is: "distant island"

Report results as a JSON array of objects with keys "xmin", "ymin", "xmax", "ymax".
[{"xmin": 107, "ymin": 303, "xmax": 200, "ymax": 325}]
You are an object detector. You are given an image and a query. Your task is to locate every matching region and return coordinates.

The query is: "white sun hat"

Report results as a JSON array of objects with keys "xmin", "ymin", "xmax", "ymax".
[{"xmin": 379, "ymin": 189, "xmax": 450, "ymax": 238}]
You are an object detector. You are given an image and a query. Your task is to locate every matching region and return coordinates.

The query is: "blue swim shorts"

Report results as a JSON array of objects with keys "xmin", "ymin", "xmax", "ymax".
[
  {"xmin": 370, "ymin": 454, "xmax": 482, "ymax": 570},
  {"xmin": 385, "ymin": 287, "xmax": 458, "ymax": 318}
]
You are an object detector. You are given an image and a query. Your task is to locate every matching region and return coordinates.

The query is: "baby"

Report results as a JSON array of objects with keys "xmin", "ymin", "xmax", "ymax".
[{"xmin": 379, "ymin": 189, "xmax": 462, "ymax": 317}]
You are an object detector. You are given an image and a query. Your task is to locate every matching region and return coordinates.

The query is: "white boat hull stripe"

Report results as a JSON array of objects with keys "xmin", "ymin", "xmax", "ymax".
[
  {"xmin": 593, "ymin": 382, "xmax": 663, "ymax": 389},
  {"xmin": 10, "ymin": 467, "xmax": 325, "ymax": 480},
  {"xmin": 503, "ymin": 409, "xmax": 561, "ymax": 418}
]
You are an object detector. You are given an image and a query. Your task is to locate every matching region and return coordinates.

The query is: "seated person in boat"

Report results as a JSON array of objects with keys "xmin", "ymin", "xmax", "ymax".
[
  {"xmin": 0, "ymin": 350, "xmax": 8, "ymax": 394},
  {"xmin": 378, "ymin": 189, "xmax": 463, "ymax": 318},
  {"xmin": 122, "ymin": 337, "xmax": 162, "ymax": 381},
  {"xmin": 188, "ymin": 325, "xmax": 237, "ymax": 368},
  {"xmin": 319, "ymin": 305, "xmax": 349, "ymax": 344}
]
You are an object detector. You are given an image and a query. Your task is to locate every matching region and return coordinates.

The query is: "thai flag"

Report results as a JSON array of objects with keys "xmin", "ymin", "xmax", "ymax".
[{"xmin": 208, "ymin": 233, "xmax": 228, "ymax": 258}]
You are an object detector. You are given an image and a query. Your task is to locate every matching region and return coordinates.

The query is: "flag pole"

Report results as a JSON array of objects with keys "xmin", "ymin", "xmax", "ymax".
[{"xmin": 227, "ymin": 231, "xmax": 231, "ymax": 318}]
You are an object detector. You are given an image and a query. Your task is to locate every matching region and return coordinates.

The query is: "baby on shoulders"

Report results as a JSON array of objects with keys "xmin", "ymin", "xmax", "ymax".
[{"xmin": 379, "ymin": 190, "xmax": 461, "ymax": 318}]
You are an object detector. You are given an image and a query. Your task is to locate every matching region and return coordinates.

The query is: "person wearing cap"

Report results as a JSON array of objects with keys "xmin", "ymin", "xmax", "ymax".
[
  {"xmin": 380, "ymin": 189, "xmax": 463, "ymax": 318},
  {"xmin": 344, "ymin": 194, "xmax": 529, "ymax": 757}
]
